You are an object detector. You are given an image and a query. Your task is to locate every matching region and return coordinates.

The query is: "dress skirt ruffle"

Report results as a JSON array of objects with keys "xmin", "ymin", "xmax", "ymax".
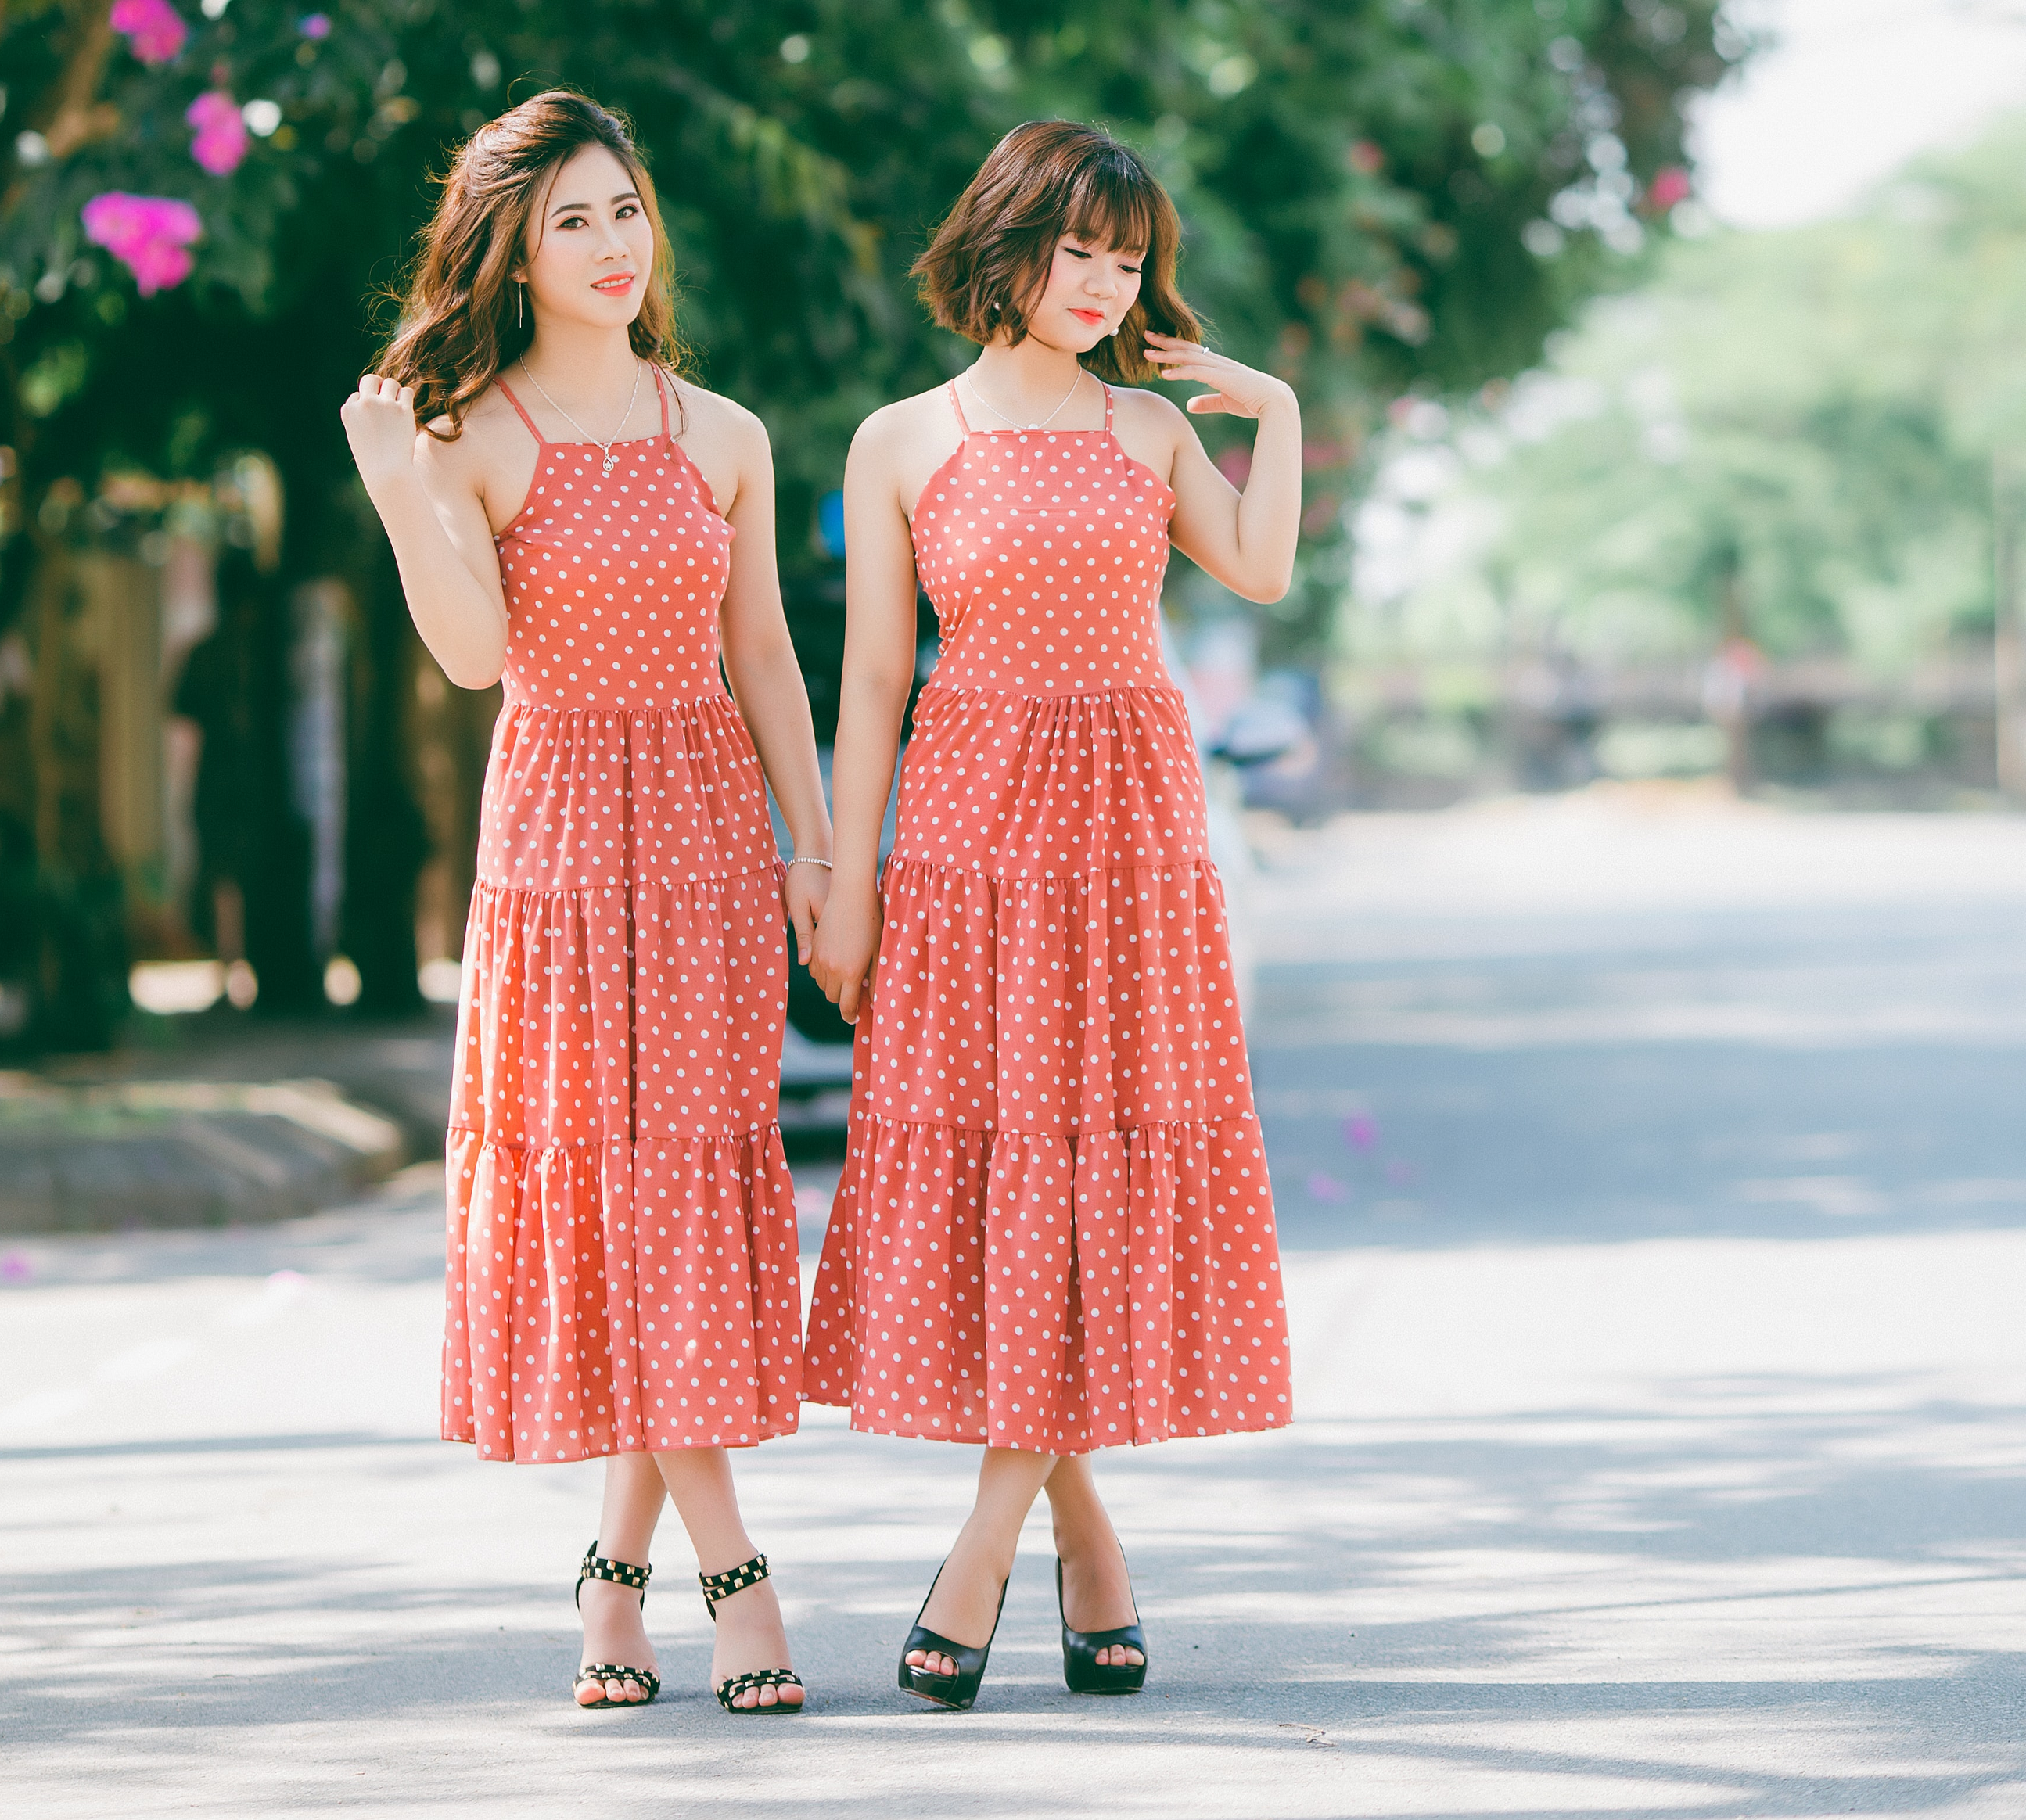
[
  {"xmin": 441, "ymin": 696, "xmax": 801, "ymax": 1464},
  {"xmin": 804, "ymin": 684, "xmax": 1292, "ymax": 1453}
]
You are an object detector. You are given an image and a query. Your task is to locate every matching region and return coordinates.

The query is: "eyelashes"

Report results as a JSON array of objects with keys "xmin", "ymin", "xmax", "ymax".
[
  {"xmin": 1064, "ymin": 246, "xmax": 1144, "ymax": 275},
  {"xmin": 555, "ymin": 204, "xmax": 642, "ymax": 231}
]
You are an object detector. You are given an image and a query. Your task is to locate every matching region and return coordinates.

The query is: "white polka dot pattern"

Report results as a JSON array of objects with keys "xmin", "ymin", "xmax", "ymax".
[
  {"xmin": 440, "ymin": 374, "xmax": 802, "ymax": 1465},
  {"xmin": 803, "ymin": 383, "xmax": 1291, "ymax": 1453}
]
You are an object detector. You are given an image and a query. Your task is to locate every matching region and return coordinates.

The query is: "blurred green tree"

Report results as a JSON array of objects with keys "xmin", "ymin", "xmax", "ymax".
[
  {"xmin": 0, "ymin": 0, "xmax": 1738, "ymax": 1046},
  {"xmin": 1359, "ymin": 117, "xmax": 2026, "ymax": 680}
]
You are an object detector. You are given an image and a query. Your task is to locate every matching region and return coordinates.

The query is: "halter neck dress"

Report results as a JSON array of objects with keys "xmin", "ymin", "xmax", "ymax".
[
  {"xmin": 803, "ymin": 380, "xmax": 1292, "ymax": 1453},
  {"xmin": 440, "ymin": 368, "xmax": 802, "ymax": 1463}
]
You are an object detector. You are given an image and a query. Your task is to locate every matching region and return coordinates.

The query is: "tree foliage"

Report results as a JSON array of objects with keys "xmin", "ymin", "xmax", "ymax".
[
  {"xmin": 3, "ymin": 0, "xmax": 1737, "ymax": 612},
  {"xmin": 0, "ymin": 0, "xmax": 1740, "ymax": 1045},
  {"xmin": 1356, "ymin": 118, "xmax": 2026, "ymax": 676}
]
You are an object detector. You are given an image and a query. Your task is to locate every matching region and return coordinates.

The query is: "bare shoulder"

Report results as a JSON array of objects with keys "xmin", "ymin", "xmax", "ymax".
[
  {"xmin": 851, "ymin": 386, "xmax": 957, "ymax": 462},
  {"xmin": 415, "ymin": 389, "xmax": 515, "ymax": 489},
  {"xmin": 426, "ymin": 385, "xmax": 524, "ymax": 454},
  {"xmin": 1108, "ymin": 383, "xmax": 1191, "ymax": 438},
  {"xmin": 669, "ymin": 373, "xmax": 772, "ymax": 464},
  {"xmin": 669, "ymin": 373, "xmax": 760, "ymax": 435}
]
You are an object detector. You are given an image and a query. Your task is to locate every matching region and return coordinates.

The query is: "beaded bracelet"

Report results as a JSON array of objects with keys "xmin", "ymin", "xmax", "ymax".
[{"xmin": 786, "ymin": 856, "xmax": 833, "ymax": 870}]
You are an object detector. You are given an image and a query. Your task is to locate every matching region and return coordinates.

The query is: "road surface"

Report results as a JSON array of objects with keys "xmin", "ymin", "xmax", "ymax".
[{"xmin": 5, "ymin": 790, "xmax": 2023, "ymax": 1818}]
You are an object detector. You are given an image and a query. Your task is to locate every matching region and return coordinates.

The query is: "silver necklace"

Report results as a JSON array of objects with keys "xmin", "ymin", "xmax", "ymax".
[
  {"xmin": 965, "ymin": 367, "xmax": 1084, "ymax": 432},
  {"xmin": 519, "ymin": 357, "xmax": 644, "ymax": 476}
]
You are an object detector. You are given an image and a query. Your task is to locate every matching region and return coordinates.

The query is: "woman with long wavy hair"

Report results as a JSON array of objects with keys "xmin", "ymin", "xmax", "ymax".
[{"xmin": 341, "ymin": 89, "xmax": 828, "ymax": 1715}]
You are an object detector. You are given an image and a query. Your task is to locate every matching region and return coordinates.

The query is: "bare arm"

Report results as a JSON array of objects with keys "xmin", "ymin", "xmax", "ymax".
[
  {"xmin": 716, "ymin": 405, "xmax": 832, "ymax": 961},
  {"xmin": 339, "ymin": 375, "xmax": 510, "ymax": 689},
  {"xmin": 806, "ymin": 409, "xmax": 920, "ymax": 1024},
  {"xmin": 1142, "ymin": 334, "xmax": 1302, "ymax": 605}
]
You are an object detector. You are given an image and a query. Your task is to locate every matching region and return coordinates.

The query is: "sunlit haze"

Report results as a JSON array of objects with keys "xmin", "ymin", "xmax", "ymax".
[{"xmin": 1691, "ymin": 0, "xmax": 2026, "ymax": 226}]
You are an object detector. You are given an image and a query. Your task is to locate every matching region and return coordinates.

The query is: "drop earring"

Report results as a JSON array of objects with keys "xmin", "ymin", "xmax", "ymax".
[{"xmin": 515, "ymin": 281, "xmax": 524, "ymax": 329}]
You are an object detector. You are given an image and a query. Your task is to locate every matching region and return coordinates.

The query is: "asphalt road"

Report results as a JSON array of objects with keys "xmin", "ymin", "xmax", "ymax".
[{"xmin": 5, "ymin": 793, "xmax": 2024, "ymax": 1819}]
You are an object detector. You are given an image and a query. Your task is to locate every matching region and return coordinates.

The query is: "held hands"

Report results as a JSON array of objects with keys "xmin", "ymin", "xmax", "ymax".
[
  {"xmin": 806, "ymin": 883, "xmax": 879, "ymax": 1025},
  {"xmin": 340, "ymin": 373, "xmax": 421, "ymax": 493},
  {"xmin": 784, "ymin": 863, "xmax": 832, "ymax": 971},
  {"xmin": 1143, "ymin": 332, "xmax": 1295, "ymax": 419}
]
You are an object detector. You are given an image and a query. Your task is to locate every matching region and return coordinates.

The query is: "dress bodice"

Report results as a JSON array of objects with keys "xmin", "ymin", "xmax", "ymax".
[
  {"xmin": 910, "ymin": 381, "xmax": 1176, "ymax": 696},
  {"xmin": 493, "ymin": 368, "xmax": 735, "ymax": 712}
]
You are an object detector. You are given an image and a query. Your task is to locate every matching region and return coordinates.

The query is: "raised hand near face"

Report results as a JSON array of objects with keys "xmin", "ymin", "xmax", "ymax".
[
  {"xmin": 1141, "ymin": 332, "xmax": 1295, "ymax": 419},
  {"xmin": 340, "ymin": 373, "xmax": 422, "ymax": 494}
]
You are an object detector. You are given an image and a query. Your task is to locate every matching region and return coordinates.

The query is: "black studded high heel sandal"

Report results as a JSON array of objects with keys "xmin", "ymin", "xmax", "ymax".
[
  {"xmin": 1056, "ymin": 1556, "xmax": 1148, "ymax": 1695},
  {"xmin": 699, "ymin": 1553, "xmax": 805, "ymax": 1715},
  {"xmin": 573, "ymin": 1540, "xmax": 661, "ymax": 1708},
  {"xmin": 897, "ymin": 1559, "xmax": 1010, "ymax": 1712}
]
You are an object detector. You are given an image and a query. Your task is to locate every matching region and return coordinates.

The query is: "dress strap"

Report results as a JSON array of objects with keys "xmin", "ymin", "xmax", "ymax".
[
  {"xmin": 945, "ymin": 378, "xmax": 972, "ymax": 436},
  {"xmin": 654, "ymin": 364, "xmax": 673, "ymax": 445},
  {"xmin": 495, "ymin": 379, "xmax": 546, "ymax": 447},
  {"xmin": 1102, "ymin": 381, "xmax": 1114, "ymax": 432}
]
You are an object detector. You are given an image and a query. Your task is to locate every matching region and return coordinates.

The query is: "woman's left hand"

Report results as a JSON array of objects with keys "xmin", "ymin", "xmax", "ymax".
[
  {"xmin": 1143, "ymin": 333, "xmax": 1296, "ymax": 418},
  {"xmin": 785, "ymin": 862, "xmax": 832, "ymax": 967}
]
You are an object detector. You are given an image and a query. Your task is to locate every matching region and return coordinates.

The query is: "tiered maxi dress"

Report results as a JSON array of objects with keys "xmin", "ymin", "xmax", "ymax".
[
  {"xmin": 441, "ymin": 370, "xmax": 803, "ymax": 1464},
  {"xmin": 805, "ymin": 381, "xmax": 1292, "ymax": 1454}
]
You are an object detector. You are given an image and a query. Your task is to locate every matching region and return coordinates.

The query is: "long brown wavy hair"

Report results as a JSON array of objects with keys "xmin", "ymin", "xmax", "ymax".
[
  {"xmin": 379, "ymin": 90, "xmax": 688, "ymax": 440},
  {"xmin": 913, "ymin": 120, "xmax": 1200, "ymax": 386}
]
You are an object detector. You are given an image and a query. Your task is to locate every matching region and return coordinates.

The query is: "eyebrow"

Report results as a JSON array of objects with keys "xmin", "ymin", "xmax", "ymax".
[{"xmin": 549, "ymin": 190, "xmax": 641, "ymax": 216}]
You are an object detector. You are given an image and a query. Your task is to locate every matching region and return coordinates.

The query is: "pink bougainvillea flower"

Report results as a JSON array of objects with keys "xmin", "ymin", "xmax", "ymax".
[
  {"xmin": 186, "ymin": 89, "xmax": 249, "ymax": 174},
  {"xmin": 1649, "ymin": 165, "xmax": 1693, "ymax": 212},
  {"xmin": 300, "ymin": 13, "xmax": 332, "ymax": 38},
  {"xmin": 1306, "ymin": 1171, "xmax": 1349, "ymax": 1203},
  {"xmin": 1343, "ymin": 1112, "xmax": 1378, "ymax": 1152},
  {"xmin": 82, "ymin": 192, "xmax": 203, "ymax": 296},
  {"xmin": 110, "ymin": 0, "xmax": 187, "ymax": 65}
]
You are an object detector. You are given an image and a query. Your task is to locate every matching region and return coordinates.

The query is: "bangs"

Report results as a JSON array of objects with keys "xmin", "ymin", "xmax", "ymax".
[{"xmin": 1063, "ymin": 159, "xmax": 1158, "ymax": 255}]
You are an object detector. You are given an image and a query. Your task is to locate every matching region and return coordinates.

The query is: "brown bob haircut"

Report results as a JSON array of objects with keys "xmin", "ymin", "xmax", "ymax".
[
  {"xmin": 379, "ymin": 90, "xmax": 687, "ymax": 440},
  {"xmin": 914, "ymin": 120, "xmax": 1200, "ymax": 386}
]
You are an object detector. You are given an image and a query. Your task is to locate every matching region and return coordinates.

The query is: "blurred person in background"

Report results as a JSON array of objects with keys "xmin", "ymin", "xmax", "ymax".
[
  {"xmin": 806, "ymin": 121, "xmax": 1301, "ymax": 1711},
  {"xmin": 341, "ymin": 90, "xmax": 828, "ymax": 1716}
]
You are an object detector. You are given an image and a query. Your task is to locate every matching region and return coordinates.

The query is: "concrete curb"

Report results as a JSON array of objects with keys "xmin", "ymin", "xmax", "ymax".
[{"xmin": 0, "ymin": 1076, "xmax": 405, "ymax": 1234}]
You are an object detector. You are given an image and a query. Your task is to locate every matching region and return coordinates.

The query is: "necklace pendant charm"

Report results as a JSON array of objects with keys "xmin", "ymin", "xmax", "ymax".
[{"xmin": 602, "ymin": 453, "xmax": 617, "ymax": 477}]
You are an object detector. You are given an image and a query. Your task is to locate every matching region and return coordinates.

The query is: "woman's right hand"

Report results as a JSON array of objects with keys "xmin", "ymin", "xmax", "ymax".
[
  {"xmin": 808, "ymin": 881, "xmax": 881, "ymax": 1025},
  {"xmin": 340, "ymin": 374, "xmax": 420, "ymax": 494}
]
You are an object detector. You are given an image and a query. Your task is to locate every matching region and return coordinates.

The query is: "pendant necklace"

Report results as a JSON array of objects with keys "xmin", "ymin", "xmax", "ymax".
[
  {"xmin": 965, "ymin": 368, "xmax": 1084, "ymax": 432},
  {"xmin": 519, "ymin": 357, "xmax": 644, "ymax": 477}
]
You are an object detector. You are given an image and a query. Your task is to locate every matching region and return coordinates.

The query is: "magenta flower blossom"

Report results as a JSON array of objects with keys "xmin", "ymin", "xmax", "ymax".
[
  {"xmin": 1342, "ymin": 1112, "xmax": 1378, "ymax": 1152},
  {"xmin": 1649, "ymin": 165, "xmax": 1693, "ymax": 212},
  {"xmin": 300, "ymin": 13, "xmax": 332, "ymax": 38},
  {"xmin": 186, "ymin": 90, "xmax": 249, "ymax": 174},
  {"xmin": 82, "ymin": 192, "xmax": 203, "ymax": 296},
  {"xmin": 110, "ymin": 0, "xmax": 187, "ymax": 66}
]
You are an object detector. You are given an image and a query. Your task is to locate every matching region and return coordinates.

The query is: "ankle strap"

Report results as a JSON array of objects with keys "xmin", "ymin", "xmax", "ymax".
[
  {"xmin": 699, "ymin": 1553, "xmax": 769, "ymax": 1604},
  {"xmin": 580, "ymin": 1540, "xmax": 650, "ymax": 1593}
]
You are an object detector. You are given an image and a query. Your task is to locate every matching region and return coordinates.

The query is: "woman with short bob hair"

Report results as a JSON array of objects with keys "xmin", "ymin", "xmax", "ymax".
[
  {"xmin": 806, "ymin": 120, "xmax": 1302, "ymax": 1710},
  {"xmin": 341, "ymin": 89, "xmax": 830, "ymax": 1715}
]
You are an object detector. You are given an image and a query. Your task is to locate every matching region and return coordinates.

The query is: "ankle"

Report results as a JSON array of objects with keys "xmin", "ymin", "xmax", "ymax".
[
  {"xmin": 949, "ymin": 1525, "xmax": 1019, "ymax": 1584},
  {"xmin": 1051, "ymin": 1518, "xmax": 1119, "ymax": 1567}
]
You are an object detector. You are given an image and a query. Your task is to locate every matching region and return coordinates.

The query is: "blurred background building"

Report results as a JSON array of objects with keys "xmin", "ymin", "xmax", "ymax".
[{"xmin": 0, "ymin": 0, "xmax": 2020, "ymax": 1065}]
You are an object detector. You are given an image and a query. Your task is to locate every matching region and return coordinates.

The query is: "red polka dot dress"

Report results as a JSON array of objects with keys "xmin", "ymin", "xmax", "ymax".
[
  {"xmin": 440, "ymin": 369, "xmax": 801, "ymax": 1464},
  {"xmin": 803, "ymin": 381, "xmax": 1291, "ymax": 1453}
]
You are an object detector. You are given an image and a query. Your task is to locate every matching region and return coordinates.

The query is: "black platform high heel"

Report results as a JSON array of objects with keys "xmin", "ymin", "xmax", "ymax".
[
  {"xmin": 1056, "ymin": 1556, "xmax": 1148, "ymax": 1695},
  {"xmin": 573, "ymin": 1540, "xmax": 661, "ymax": 1708},
  {"xmin": 897, "ymin": 1559, "xmax": 1010, "ymax": 1711}
]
